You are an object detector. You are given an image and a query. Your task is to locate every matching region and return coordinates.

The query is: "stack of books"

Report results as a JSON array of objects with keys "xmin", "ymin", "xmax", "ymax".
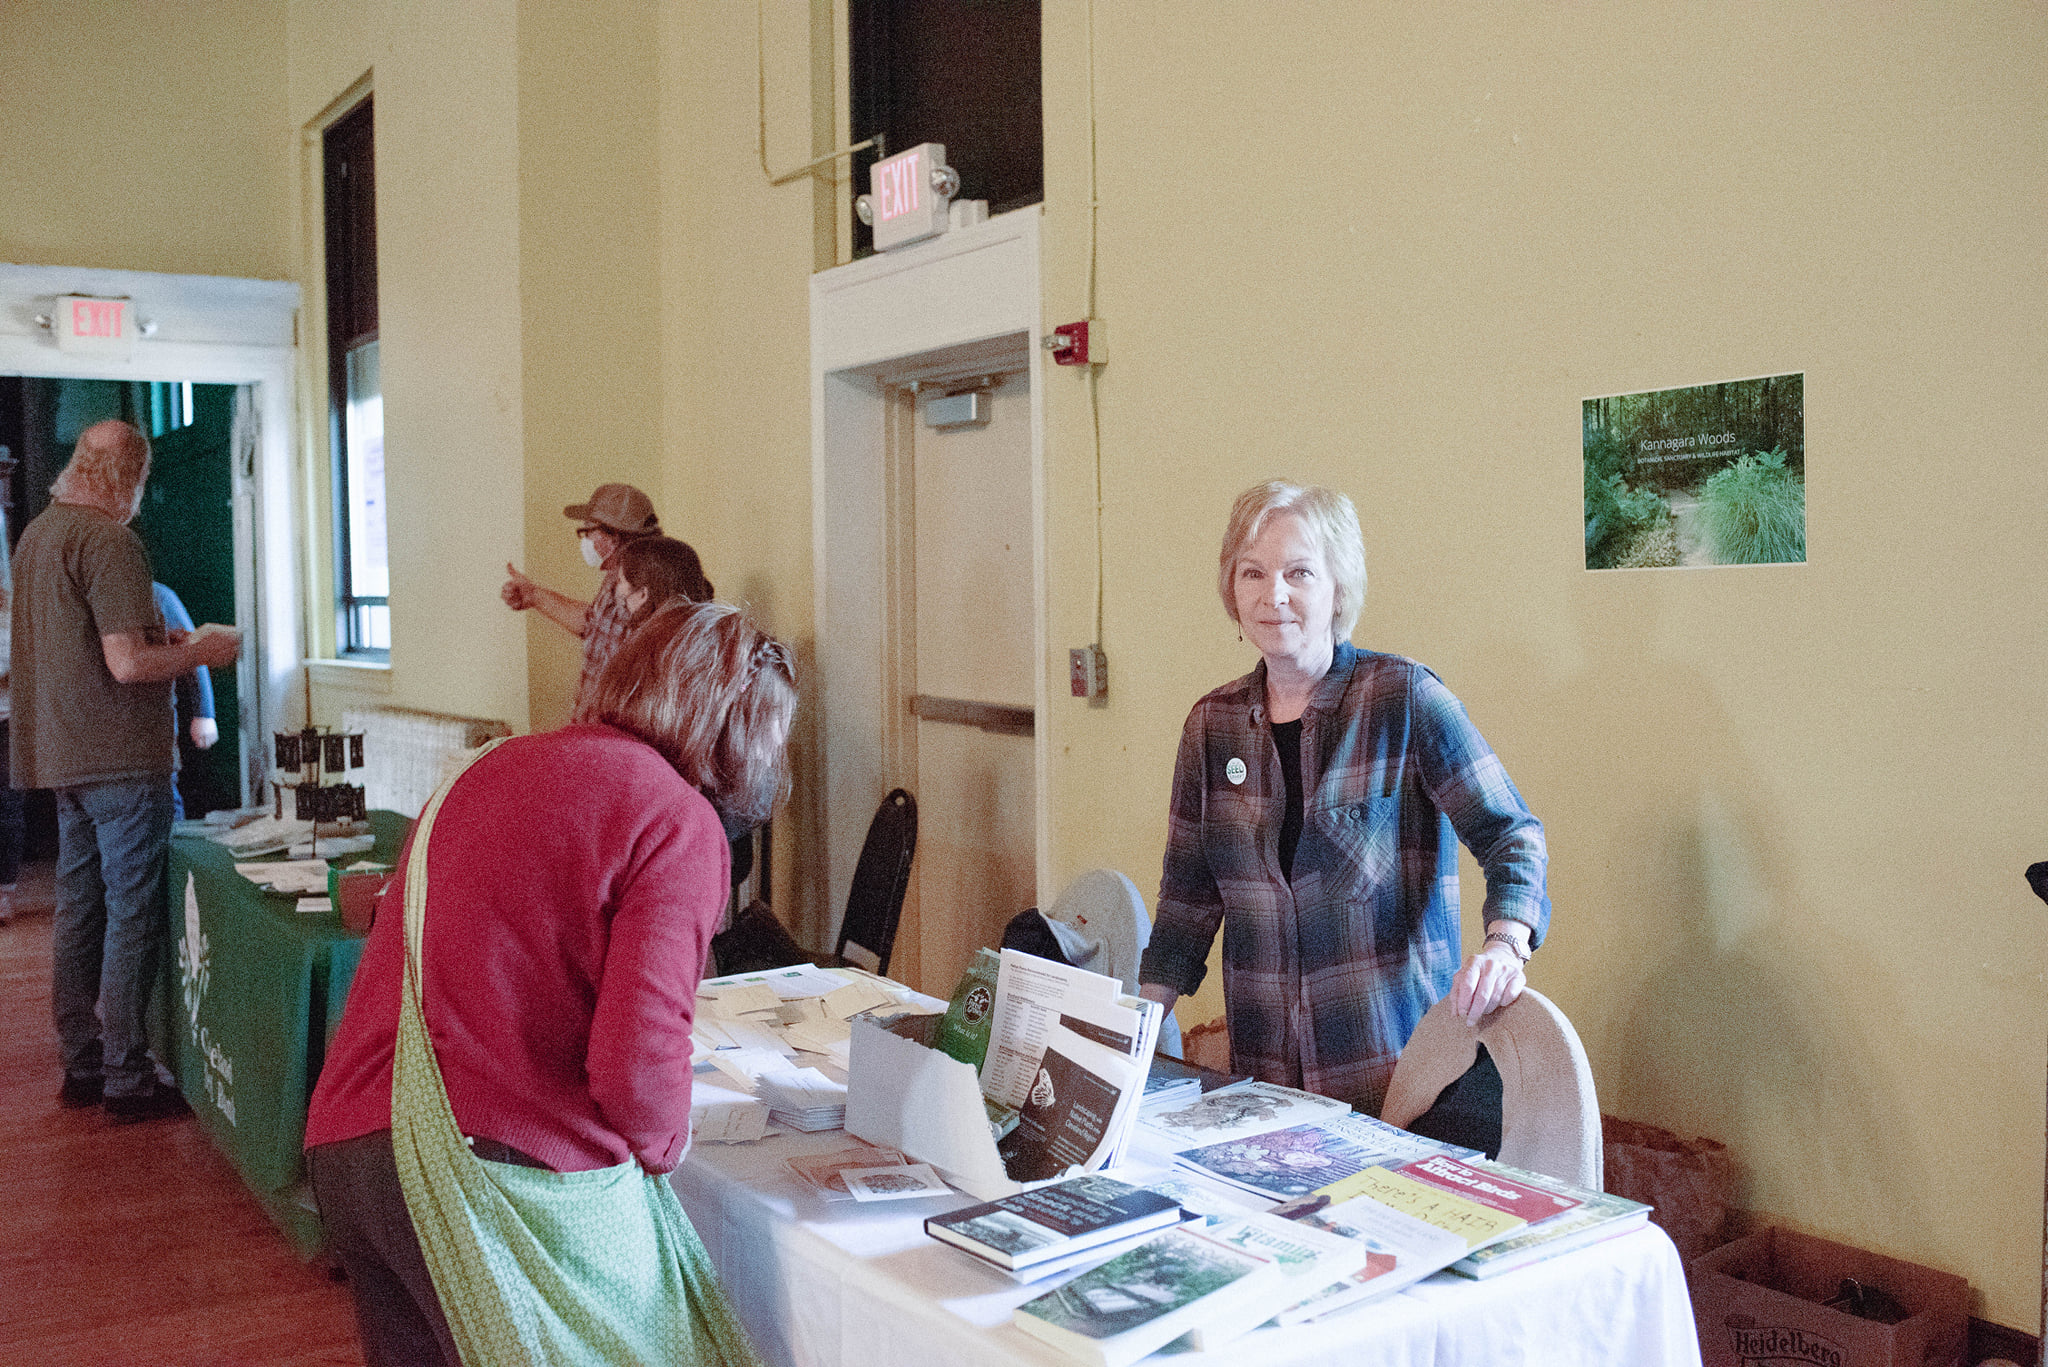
[
  {"xmin": 921, "ymin": 1115, "xmax": 1646, "ymax": 1360},
  {"xmin": 924, "ymin": 1176, "xmax": 1189, "ymax": 1283},
  {"xmin": 1180, "ymin": 1212, "xmax": 1368, "ymax": 1348},
  {"xmin": 1011, "ymin": 1222, "xmax": 1286, "ymax": 1367}
]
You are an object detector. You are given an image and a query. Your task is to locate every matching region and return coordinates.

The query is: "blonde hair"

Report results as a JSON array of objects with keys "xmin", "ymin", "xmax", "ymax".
[
  {"xmin": 1217, "ymin": 480, "xmax": 1368, "ymax": 644},
  {"xmin": 581, "ymin": 600, "xmax": 797, "ymax": 825},
  {"xmin": 51, "ymin": 420, "xmax": 151, "ymax": 519}
]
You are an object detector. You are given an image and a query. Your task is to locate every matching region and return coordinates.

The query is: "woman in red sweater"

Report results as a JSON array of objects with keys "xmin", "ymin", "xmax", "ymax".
[{"xmin": 305, "ymin": 600, "xmax": 796, "ymax": 1367}]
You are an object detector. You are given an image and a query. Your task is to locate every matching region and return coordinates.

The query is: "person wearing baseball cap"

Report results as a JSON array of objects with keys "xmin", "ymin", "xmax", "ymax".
[{"xmin": 502, "ymin": 483, "xmax": 683, "ymax": 711}]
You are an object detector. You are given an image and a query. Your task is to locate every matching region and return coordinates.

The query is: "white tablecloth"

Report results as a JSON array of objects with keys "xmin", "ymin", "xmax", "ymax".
[{"xmin": 671, "ymin": 1129, "xmax": 1703, "ymax": 1367}]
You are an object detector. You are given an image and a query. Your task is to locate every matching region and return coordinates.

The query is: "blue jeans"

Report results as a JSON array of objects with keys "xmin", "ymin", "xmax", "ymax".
[
  {"xmin": 52, "ymin": 776, "xmax": 173, "ymax": 1099},
  {"xmin": 0, "ymin": 722, "xmax": 24, "ymax": 885}
]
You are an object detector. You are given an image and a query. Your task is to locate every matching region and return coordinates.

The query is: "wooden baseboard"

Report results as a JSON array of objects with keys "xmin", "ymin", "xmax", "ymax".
[{"xmin": 1970, "ymin": 1315, "xmax": 2040, "ymax": 1367}]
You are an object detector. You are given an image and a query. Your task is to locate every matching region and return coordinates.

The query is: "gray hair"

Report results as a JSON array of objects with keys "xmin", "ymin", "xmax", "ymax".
[{"xmin": 52, "ymin": 420, "xmax": 151, "ymax": 519}]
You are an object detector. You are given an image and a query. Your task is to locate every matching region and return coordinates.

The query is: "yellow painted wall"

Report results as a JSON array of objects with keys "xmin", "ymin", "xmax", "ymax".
[
  {"xmin": 0, "ymin": 0, "xmax": 292, "ymax": 278},
  {"xmin": 1038, "ymin": 0, "xmax": 2047, "ymax": 1326},
  {"xmin": 286, "ymin": 0, "xmax": 530, "ymax": 730},
  {"xmin": 516, "ymin": 0, "xmax": 664, "ymax": 730},
  {"xmin": 661, "ymin": 0, "xmax": 839, "ymax": 941},
  {"xmin": 662, "ymin": 0, "xmax": 2048, "ymax": 1326},
  {"xmin": 5, "ymin": 0, "xmax": 2043, "ymax": 1332}
]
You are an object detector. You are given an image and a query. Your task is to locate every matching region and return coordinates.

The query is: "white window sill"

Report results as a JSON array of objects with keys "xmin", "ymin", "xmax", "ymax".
[{"xmin": 306, "ymin": 658, "xmax": 393, "ymax": 695}]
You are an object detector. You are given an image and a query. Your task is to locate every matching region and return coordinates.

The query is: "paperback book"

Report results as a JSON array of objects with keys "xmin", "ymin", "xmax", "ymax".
[
  {"xmin": 1172, "ymin": 1111, "xmax": 1474, "ymax": 1201},
  {"xmin": 1012, "ymin": 1224, "xmax": 1283, "ymax": 1367},
  {"xmin": 1315, "ymin": 1165, "xmax": 1528, "ymax": 1252},
  {"xmin": 1133, "ymin": 1079, "xmax": 1350, "ymax": 1153},
  {"xmin": 998, "ymin": 1024, "xmax": 1147, "ymax": 1181},
  {"xmin": 1267, "ymin": 1194, "xmax": 1471, "ymax": 1325},
  {"xmin": 1384, "ymin": 1152, "xmax": 1585, "ymax": 1227},
  {"xmin": 924, "ymin": 1175, "xmax": 1186, "ymax": 1273},
  {"xmin": 982, "ymin": 950, "xmax": 1147, "ymax": 1109},
  {"xmin": 1445, "ymin": 1159, "xmax": 1650, "ymax": 1279},
  {"xmin": 1137, "ymin": 1055, "xmax": 1202, "ymax": 1110},
  {"xmin": 975, "ymin": 951, "xmax": 1163, "ymax": 1182},
  {"xmin": 1181, "ymin": 1212, "xmax": 1369, "ymax": 1349}
]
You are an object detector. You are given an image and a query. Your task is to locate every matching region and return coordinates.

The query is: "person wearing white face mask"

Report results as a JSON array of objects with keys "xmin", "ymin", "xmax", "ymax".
[
  {"xmin": 1138, "ymin": 479, "xmax": 1549, "ymax": 1126},
  {"xmin": 501, "ymin": 483, "xmax": 679, "ymax": 713}
]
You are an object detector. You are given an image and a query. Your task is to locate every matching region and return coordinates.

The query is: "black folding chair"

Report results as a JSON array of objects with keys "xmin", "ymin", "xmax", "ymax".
[{"xmin": 825, "ymin": 788, "xmax": 917, "ymax": 976}]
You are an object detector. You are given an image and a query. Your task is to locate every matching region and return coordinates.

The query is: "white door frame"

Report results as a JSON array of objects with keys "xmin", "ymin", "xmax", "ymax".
[
  {"xmin": 809, "ymin": 207, "xmax": 1049, "ymax": 948},
  {"xmin": 0, "ymin": 263, "xmax": 302, "ymax": 804}
]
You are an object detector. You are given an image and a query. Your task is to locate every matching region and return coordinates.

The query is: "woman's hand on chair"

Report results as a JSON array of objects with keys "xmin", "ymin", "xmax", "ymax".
[{"xmin": 1449, "ymin": 921, "xmax": 1531, "ymax": 1025}]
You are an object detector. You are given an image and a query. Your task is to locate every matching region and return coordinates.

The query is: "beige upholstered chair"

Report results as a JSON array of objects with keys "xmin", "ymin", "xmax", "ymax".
[{"xmin": 1380, "ymin": 987, "xmax": 1603, "ymax": 1190}]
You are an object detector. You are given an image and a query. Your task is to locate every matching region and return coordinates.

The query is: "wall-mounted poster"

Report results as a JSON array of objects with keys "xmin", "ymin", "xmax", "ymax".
[{"xmin": 1583, "ymin": 373, "xmax": 1804, "ymax": 570}]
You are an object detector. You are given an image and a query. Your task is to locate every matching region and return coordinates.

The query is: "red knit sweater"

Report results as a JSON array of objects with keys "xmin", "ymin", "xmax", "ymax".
[{"xmin": 305, "ymin": 724, "xmax": 729, "ymax": 1174}]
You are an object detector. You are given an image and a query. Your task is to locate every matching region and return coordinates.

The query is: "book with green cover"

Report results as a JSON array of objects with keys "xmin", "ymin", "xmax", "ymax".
[
  {"xmin": 1012, "ymin": 1224, "xmax": 1282, "ymax": 1367},
  {"xmin": 924, "ymin": 1175, "xmax": 1185, "ymax": 1272},
  {"xmin": 931, "ymin": 948, "xmax": 1002, "ymax": 1068}
]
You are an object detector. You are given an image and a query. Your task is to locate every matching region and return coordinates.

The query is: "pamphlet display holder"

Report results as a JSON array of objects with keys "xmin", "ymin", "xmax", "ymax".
[{"xmin": 845, "ymin": 1013, "xmax": 1024, "ymax": 1202}]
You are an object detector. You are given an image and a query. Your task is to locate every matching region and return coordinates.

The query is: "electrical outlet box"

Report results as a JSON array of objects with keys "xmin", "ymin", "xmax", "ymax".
[{"xmin": 1069, "ymin": 645, "xmax": 1107, "ymax": 698}]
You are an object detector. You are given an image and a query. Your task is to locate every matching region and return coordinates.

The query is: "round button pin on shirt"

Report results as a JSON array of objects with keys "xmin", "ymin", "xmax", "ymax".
[{"xmin": 1225, "ymin": 757, "xmax": 1247, "ymax": 785}]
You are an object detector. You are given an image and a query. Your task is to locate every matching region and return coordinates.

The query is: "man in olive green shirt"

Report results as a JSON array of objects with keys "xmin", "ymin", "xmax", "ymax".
[{"xmin": 12, "ymin": 420, "xmax": 241, "ymax": 1120}]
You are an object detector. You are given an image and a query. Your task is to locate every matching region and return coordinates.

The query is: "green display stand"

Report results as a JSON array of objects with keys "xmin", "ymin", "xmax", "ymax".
[{"xmin": 159, "ymin": 810, "xmax": 410, "ymax": 1255}]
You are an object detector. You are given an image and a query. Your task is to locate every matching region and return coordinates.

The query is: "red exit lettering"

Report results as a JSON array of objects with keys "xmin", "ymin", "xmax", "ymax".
[
  {"xmin": 70, "ymin": 299, "xmax": 125, "ymax": 339},
  {"xmin": 877, "ymin": 150, "xmax": 922, "ymax": 222}
]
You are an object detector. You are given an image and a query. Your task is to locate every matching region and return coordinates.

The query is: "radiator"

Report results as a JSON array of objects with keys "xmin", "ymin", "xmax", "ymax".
[{"xmin": 339, "ymin": 706, "xmax": 513, "ymax": 818}]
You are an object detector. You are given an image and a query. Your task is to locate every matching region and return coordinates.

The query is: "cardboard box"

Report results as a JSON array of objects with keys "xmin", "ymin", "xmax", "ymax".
[
  {"xmin": 1690, "ymin": 1226, "xmax": 1968, "ymax": 1367},
  {"xmin": 845, "ymin": 1011, "xmax": 1022, "ymax": 1202}
]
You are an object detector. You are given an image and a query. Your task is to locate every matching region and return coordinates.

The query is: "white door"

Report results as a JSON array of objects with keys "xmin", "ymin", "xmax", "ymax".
[{"xmin": 894, "ymin": 370, "xmax": 1036, "ymax": 995}]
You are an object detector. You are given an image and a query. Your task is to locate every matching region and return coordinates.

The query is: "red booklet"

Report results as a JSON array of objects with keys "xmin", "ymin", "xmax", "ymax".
[{"xmin": 1392, "ymin": 1154, "xmax": 1585, "ymax": 1226}]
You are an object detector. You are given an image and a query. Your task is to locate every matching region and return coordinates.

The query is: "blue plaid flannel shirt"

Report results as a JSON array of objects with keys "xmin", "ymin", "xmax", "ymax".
[{"xmin": 1140, "ymin": 643, "xmax": 1549, "ymax": 1115}]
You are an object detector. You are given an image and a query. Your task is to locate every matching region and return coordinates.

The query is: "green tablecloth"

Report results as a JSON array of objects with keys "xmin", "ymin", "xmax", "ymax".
[{"xmin": 159, "ymin": 811, "xmax": 410, "ymax": 1254}]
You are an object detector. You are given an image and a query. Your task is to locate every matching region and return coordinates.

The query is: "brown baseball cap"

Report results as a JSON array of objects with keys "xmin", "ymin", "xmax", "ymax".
[{"xmin": 563, "ymin": 483, "xmax": 660, "ymax": 535}]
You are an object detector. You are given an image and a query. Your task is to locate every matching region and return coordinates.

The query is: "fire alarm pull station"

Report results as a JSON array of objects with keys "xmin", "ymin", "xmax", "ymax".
[
  {"xmin": 1045, "ymin": 320, "xmax": 1104, "ymax": 367},
  {"xmin": 1069, "ymin": 645, "xmax": 1108, "ymax": 699}
]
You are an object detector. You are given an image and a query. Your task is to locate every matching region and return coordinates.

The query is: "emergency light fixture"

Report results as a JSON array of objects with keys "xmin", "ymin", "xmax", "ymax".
[
  {"xmin": 856, "ymin": 142, "xmax": 960, "ymax": 251},
  {"xmin": 49, "ymin": 294, "xmax": 139, "ymax": 357}
]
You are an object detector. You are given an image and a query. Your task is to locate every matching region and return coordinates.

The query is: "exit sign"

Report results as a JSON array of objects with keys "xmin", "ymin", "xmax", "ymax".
[
  {"xmin": 54, "ymin": 295, "xmax": 137, "ymax": 356},
  {"xmin": 868, "ymin": 142, "xmax": 951, "ymax": 251}
]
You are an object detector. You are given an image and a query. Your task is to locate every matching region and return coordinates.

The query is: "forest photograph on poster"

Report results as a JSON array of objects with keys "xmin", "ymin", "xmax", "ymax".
[{"xmin": 1583, "ymin": 373, "xmax": 1805, "ymax": 570}]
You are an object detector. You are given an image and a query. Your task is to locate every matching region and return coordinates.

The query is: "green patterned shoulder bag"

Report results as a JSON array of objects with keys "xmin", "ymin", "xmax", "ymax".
[{"xmin": 390, "ymin": 741, "xmax": 763, "ymax": 1367}]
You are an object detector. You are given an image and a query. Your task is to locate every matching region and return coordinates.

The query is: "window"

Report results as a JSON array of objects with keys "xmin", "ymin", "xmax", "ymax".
[{"xmin": 323, "ymin": 96, "xmax": 388, "ymax": 657}]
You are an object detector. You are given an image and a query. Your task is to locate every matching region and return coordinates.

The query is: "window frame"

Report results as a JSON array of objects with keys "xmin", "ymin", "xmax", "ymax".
[{"xmin": 322, "ymin": 95, "xmax": 388, "ymax": 660}]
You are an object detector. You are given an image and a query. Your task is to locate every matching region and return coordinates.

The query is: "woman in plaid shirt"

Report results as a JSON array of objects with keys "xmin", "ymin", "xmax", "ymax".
[{"xmin": 1137, "ymin": 481, "xmax": 1549, "ymax": 1116}]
